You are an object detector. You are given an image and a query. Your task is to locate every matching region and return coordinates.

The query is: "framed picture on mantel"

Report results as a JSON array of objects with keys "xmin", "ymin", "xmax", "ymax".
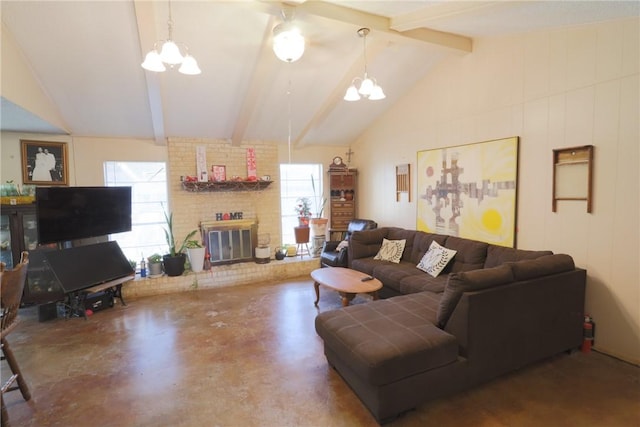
[
  {"xmin": 211, "ymin": 165, "xmax": 226, "ymax": 182},
  {"xmin": 21, "ymin": 140, "xmax": 69, "ymax": 186}
]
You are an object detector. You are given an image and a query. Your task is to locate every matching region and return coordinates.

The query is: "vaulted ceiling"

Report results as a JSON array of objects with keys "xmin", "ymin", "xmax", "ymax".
[{"xmin": 2, "ymin": 1, "xmax": 638, "ymax": 147}]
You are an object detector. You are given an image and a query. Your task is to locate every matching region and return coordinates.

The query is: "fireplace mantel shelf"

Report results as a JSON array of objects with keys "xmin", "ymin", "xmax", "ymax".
[{"xmin": 182, "ymin": 181, "xmax": 274, "ymax": 192}]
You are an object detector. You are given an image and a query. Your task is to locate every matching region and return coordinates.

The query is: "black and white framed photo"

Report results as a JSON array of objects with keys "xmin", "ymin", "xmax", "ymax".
[{"xmin": 21, "ymin": 140, "xmax": 69, "ymax": 186}]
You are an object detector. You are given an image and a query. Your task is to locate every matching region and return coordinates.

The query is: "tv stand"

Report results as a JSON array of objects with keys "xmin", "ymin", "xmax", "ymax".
[{"xmin": 65, "ymin": 274, "xmax": 134, "ymax": 319}]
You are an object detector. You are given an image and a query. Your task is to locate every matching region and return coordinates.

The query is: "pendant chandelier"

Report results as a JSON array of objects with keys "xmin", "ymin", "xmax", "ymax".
[
  {"xmin": 344, "ymin": 28, "xmax": 385, "ymax": 101},
  {"xmin": 141, "ymin": 1, "xmax": 201, "ymax": 75}
]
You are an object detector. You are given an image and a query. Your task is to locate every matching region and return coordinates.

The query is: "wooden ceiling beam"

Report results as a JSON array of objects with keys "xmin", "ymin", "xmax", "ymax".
[
  {"xmin": 230, "ymin": 16, "xmax": 278, "ymax": 147},
  {"xmin": 133, "ymin": 0, "xmax": 166, "ymax": 145},
  {"xmin": 295, "ymin": 1, "xmax": 471, "ymax": 53}
]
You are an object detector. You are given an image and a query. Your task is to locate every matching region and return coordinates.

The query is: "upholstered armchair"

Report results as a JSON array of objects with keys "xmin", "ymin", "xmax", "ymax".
[{"xmin": 320, "ymin": 219, "xmax": 377, "ymax": 268}]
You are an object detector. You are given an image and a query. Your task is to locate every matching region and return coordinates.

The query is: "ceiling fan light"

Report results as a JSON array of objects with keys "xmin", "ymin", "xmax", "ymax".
[
  {"xmin": 141, "ymin": 50, "xmax": 166, "ymax": 72},
  {"xmin": 369, "ymin": 84, "xmax": 386, "ymax": 100},
  {"xmin": 179, "ymin": 55, "xmax": 201, "ymax": 75},
  {"xmin": 344, "ymin": 85, "xmax": 360, "ymax": 101},
  {"xmin": 358, "ymin": 77, "xmax": 374, "ymax": 96},
  {"xmin": 160, "ymin": 40, "xmax": 184, "ymax": 65},
  {"xmin": 273, "ymin": 23, "xmax": 305, "ymax": 62}
]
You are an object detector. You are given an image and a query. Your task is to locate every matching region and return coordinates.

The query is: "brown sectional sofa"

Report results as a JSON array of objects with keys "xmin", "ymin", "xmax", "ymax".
[{"xmin": 315, "ymin": 227, "xmax": 586, "ymax": 423}]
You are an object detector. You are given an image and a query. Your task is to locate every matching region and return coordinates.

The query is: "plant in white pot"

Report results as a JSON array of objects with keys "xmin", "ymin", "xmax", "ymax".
[
  {"xmin": 162, "ymin": 209, "xmax": 198, "ymax": 277},
  {"xmin": 309, "ymin": 175, "xmax": 328, "ymax": 257},
  {"xmin": 185, "ymin": 239, "xmax": 206, "ymax": 273}
]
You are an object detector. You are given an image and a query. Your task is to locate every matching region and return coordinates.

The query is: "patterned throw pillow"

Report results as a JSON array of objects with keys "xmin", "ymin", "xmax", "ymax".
[
  {"xmin": 417, "ymin": 240, "xmax": 457, "ymax": 277},
  {"xmin": 373, "ymin": 238, "xmax": 406, "ymax": 264}
]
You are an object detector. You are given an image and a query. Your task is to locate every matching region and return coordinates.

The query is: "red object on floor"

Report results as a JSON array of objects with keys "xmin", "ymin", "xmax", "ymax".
[{"xmin": 582, "ymin": 321, "xmax": 593, "ymax": 353}]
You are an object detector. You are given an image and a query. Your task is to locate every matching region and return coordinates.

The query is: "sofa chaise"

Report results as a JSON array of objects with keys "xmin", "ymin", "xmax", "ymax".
[{"xmin": 315, "ymin": 227, "xmax": 586, "ymax": 423}]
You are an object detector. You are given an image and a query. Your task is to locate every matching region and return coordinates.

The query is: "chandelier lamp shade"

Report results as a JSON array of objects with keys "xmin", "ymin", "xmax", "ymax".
[
  {"xmin": 344, "ymin": 28, "xmax": 385, "ymax": 101},
  {"xmin": 272, "ymin": 9, "xmax": 305, "ymax": 63},
  {"xmin": 141, "ymin": 2, "xmax": 201, "ymax": 75}
]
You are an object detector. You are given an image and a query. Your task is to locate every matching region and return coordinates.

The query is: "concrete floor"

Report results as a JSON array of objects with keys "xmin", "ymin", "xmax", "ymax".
[{"xmin": 3, "ymin": 278, "xmax": 639, "ymax": 427}]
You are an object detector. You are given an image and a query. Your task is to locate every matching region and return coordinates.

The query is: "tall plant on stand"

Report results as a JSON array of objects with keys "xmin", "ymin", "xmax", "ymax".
[{"xmin": 309, "ymin": 174, "xmax": 328, "ymax": 257}]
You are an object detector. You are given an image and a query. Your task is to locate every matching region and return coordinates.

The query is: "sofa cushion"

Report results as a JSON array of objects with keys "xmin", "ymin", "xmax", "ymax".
[
  {"xmin": 398, "ymin": 274, "xmax": 449, "ymax": 294},
  {"xmin": 437, "ymin": 264, "xmax": 514, "ymax": 328},
  {"xmin": 417, "ymin": 241, "xmax": 457, "ymax": 277},
  {"xmin": 315, "ymin": 292, "xmax": 458, "ymax": 386},
  {"xmin": 484, "ymin": 245, "xmax": 553, "ymax": 269},
  {"xmin": 350, "ymin": 258, "xmax": 379, "ymax": 276},
  {"xmin": 371, "ymin": 262, "xmax": 420, "ymax": 294},
  {"xmin": 442, "ymin": 236, "xmax": 488, "ymax": 273},
  {"xmin": 508, "ymin": 254, "xmax": 575, "ymax": 281},
  {"xmin": 410, "ymin": 231, "xmax": 449, "ymax": 264},
  {"xmin": 374, "ymin": 238, "xmax": 406, "ymax": 263}
]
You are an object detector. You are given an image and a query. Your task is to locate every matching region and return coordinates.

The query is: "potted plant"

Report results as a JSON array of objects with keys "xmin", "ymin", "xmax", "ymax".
[
  {"xmin": 309, "ymin": 174, "xmax": 328, "ymax": 233},
  {"xmin": 294, "ymin": 197, "xmax": 312, "ymax": 226},
  {"xmin": 162, "ymin": 209, "xmax": 198, "ymax": 277},
  {"xmin": 275, "ymin": 246, "xmax": 287, "ymax": 260},
  {"xmin": 185, "ymin": 239, "xmax": 206, "ymax": 273},
  {"xmin": 147, "ymin": 253, "xmax": 163, "ymax": 276}
]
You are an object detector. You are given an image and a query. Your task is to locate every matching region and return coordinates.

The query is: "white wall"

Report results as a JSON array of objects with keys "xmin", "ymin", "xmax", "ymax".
[{"xmin": 353, "ymin": 18, "xmax": 639, "ymax": 364}]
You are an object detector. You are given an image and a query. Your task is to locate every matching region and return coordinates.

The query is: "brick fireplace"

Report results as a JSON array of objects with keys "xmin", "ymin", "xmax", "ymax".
[{"xmin": 122, "ymin": 137, "xmax": 318, "ymax": 299}]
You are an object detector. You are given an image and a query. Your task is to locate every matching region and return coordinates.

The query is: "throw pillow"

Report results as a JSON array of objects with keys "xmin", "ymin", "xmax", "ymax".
[
  {"xmin": 373, "ymin": 238, "xmax": 406, "ymax": 263},
  {"xmin": 417, "ymin": 241, "xmax": 457, "ymax": 277},
  {"xmin": 336, "ymin": 240, "xmax": 349, "ymax": 252}
]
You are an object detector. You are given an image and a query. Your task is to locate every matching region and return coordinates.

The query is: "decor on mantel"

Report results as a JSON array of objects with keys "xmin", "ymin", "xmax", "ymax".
[
  {"xmin": 182, "ymin": 180, "xmax": 273, "ymax": 192},
  {"xmin": 141, "ymin": 0, "xmax": 201, "ymax": 75},
  {"xmin": 272, "ymin": 7, "xmax": 305, "ymax": 63},
  {"xmin": 344, "ymin": 28, "xmax": 385, "ymax": 101}
]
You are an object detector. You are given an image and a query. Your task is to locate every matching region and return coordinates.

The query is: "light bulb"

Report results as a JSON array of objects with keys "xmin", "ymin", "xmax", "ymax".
[
  {"xmin": 141, "ymin": 50, "xmax": 166, "ymax": 72},
  {"xmin": 344, "ymin": 85, "xmax": 361, "ymax": 101},
  {"xmin": 273, "ymin": 23, "xmax": 305, "ymax": 63},
  {"xmin": 160, "ymin": 40, "xmax": 184, "ymax": 65},
  {"xmin": 179, "ymin": 55, "xmax": 201, "ymax": 75}
]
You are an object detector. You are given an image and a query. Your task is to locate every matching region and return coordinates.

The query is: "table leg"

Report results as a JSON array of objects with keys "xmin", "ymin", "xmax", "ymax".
[
  {"xmin": 314, "ymin": 281, "xmax": 320, "ymax": 306},
  {"xmin": 339, "ymin": 292, "xmax": 356, "ymax": 307}
]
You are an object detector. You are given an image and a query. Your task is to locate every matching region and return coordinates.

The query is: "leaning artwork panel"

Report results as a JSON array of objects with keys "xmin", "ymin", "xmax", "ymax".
[{"xmin": 416, "ymin": 137, "xmax": 519, "ymax": 247}]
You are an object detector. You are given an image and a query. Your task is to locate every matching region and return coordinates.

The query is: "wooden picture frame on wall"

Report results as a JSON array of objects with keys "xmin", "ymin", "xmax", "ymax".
[
  {"xmin": 21, "ymin": 140, "xmax": 69, "ymax": 186},
  {"xmin": 416, "ymin": 136, "xmax": 519, "ymax": 248},
  {"xmin": 552, "ymin": 145, "xmax": 594, "ymax": 213}
]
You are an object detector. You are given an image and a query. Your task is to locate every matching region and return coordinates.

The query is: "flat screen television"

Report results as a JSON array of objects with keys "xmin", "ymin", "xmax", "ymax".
[
  {"xmin": 36, "ymin": 186, "xmax": 132, "ymax": 244},
  {"xmin": 45, "ymin": 241, "xmax": 134, "ymax": 293}
]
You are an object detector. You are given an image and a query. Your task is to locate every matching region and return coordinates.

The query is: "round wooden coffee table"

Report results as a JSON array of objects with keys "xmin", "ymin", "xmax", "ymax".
[{"xmin": 311, "ymin": 267, "xmax": 382, "ymax": 307}]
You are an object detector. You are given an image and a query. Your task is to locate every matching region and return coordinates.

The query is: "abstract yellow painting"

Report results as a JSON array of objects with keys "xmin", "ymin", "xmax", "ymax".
[{"xmin": 417, "ymin": 137, "xmax": 519, "ymax": 247}]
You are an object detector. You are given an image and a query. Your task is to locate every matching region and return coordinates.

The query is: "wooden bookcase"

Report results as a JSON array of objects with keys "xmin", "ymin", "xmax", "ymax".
[{"xmin": 328, "ymin": 169, "xmax": 357, "ymax": 237}]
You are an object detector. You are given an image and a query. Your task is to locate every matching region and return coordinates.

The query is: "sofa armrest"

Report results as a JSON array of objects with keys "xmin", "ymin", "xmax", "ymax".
[
  {"xmin": 444, "ymin": 268, "xmax": 586, "ymax": 382},
  {"xmin": 322, "ymin": 240, "xmax": 341, "ymax": 252}
]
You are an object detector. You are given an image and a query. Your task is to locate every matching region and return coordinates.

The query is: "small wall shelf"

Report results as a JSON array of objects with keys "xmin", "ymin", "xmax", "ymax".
[{"xmin": 182, "ymin": 180, "xmax": 273, "ymax": 192}]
